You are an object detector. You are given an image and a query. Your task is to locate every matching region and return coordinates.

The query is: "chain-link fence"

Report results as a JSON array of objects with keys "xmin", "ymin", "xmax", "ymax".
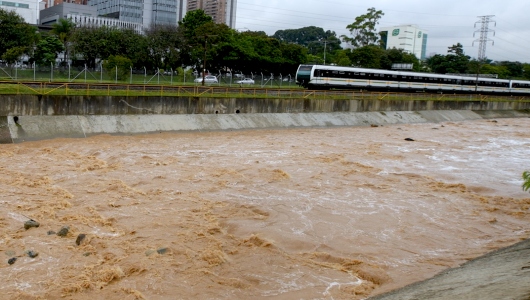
[{"xmin": 0, "ymin": 63, "xmax": 297, "ymax": 88}]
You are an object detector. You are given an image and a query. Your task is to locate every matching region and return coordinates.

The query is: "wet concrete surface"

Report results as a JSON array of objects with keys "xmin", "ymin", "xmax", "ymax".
[{"xmin": 370, "ymin": 238, "xmax": 530, "ymax": 300}]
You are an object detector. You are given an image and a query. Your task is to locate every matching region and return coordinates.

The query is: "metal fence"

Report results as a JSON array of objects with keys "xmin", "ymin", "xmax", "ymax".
[
  {"xmin": 0, "ymin": 64, "xmax": 295, "ymax": 88},
  {"xmin": 2, "ymin": 80, "xmax": 530, "ymax": 103}
]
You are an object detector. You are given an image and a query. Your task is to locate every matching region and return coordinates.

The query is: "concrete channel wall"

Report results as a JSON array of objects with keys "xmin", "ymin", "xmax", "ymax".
[{"xmin": 1, "ymin": 95, "xmax": 529, "ymax": 143}]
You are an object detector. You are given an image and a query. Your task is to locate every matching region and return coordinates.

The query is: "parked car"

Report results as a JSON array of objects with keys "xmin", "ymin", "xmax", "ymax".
[
  {"xmin": 194, "ymin": 75, "xmax": 218, "ymax": 83},
  {"xmin": 236, "ymin": 78, "xmax": 255, "ymax": 85}
]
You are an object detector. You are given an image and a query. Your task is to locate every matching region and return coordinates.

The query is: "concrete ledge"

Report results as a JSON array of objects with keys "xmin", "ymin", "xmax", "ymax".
[{"xmin": 2, "ymin": 110, "xmax": 530, "ymax": 143}]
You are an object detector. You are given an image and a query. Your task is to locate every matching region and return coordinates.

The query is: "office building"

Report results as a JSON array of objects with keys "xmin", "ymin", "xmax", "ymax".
[
  {"xmin": 40, "ymin": 3, "xmax": 142, "ymax": 33},
  {"xmin": 1, "ymin": 0, "xmax": 44, "ymax": 24},
  {"xmin": 380, "ymin": 24, "xmax": 428, "ymax": 60},
  {"xmin": 87, "ymin": 0, "xmax": 185, "ymax": 30},
  {"xmin": 187, "ymin": 0, "xmax": 236, "ymax": 28}
]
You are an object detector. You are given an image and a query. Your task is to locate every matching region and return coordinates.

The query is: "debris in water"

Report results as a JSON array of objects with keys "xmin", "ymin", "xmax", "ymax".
[
  {"xmin": 404, "ymin": 138, "xmax": 415, "ymax": 141},
  {"xmin": 47, "ymin": 230, "xmax": 56, "ymax": 235}
]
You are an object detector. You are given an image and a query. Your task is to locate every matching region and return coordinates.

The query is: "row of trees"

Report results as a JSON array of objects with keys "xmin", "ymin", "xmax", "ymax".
[
  {"xmin": 0, "ymin": 9, "xmax": 307, "ymax": 76},
  {"xmin": 1, "ymin": 7, "xmax": 530, "ymax": 80}
]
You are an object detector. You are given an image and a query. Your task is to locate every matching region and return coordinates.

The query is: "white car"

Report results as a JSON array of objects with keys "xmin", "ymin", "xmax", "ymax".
[
  {"xmin": 236, "ymin": 78, "xmax": 255, "ymax": 85},
  {"xmin": 194, "ymin": 75, "xmax": 218, "ymax": 83}
]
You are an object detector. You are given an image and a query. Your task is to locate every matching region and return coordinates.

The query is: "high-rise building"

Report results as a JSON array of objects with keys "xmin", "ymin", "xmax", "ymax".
[
  {"xmin": 87, "ymin": 0, "xmax": 185, "ymax": 30},
  {"xmin": 380, "ymin": 24, "xmax": 428, "ymax": 60},
  {"xmin": 40, "ymin": 3, "xmax": 143, "ymax": 33},
  {"xmin": 186, "ymin": 0, "xmax": 236, "ymax": 28}
]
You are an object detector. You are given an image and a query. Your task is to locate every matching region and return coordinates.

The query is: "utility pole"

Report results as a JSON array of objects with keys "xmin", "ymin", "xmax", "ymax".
[
  {"xmin": 201, "ymin": 35, "xmax": 218, "ymax": 86},
  {"xmin": 323, "ymin": 40, "xmax": 327, "ymax": 65},
  {"xmin": 473, "ymin": 15, "xmax": 496, "ymax": 61}
]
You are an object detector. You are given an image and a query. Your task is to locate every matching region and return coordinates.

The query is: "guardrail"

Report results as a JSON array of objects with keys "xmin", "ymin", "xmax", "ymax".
[{"xmin": 1, "ymin": 81, "xmax": 530, "ymax": 102}]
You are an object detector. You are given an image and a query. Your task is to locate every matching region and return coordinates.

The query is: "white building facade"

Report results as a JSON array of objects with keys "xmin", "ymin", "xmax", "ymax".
[
  {"xmin": 1, "ymin": 0, "xmax": 44, "ymax": 24},
  {"xmin": 380, "ymin": 24, "xmax": 428, "ymax": 60}
]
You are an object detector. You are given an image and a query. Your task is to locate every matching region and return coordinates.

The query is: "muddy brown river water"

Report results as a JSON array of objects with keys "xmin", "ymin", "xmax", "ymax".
[{"xmin": 1, "ymin": 118, "xmax": 529, "ymax": 299}]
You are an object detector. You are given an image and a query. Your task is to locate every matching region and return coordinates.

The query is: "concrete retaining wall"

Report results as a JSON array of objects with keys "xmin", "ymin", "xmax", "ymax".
[
  {"xmin": 1, "ymin": 94, "xmax": 529, "ymax": 143},
  {"xmin": 1, "ymin": 95, "xmax": 530, "ymax": 116},
  {"xmin": 2, "ymin": 110, "xmax": 528, "ymax": 143}
]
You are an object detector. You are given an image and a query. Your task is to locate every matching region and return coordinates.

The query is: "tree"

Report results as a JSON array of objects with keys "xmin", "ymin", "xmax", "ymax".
[
  {"xmin": 33, "ymin": 35, "xmax": 64, "ymax": 66},
  {"xmin": 333, "ymin": 50, "xmax": 352, "ymax": 67},
  {"xmin": 144, "ymin": 24, "xmax": 182, "ymax": 70},
  {"xmin": 0, "ymin": 8, "xmax": 37, "ymax": 59},
  {"xmin": 273, "ymin": 26, "xmax": 340, "ymax": 65},
  {"xmin": 177, "ymin": 10, "xmax": 215, "ymax": 71},
  {"xmin": 178, "ymin": 9, "xmax": 213, "ymax": 40},
  {"xmin": 70, "ymin": 26, "xmax": 148, "ymax": 69},
  {"xmin": 51, "ymin": 18, "xmax": 75, "ymax": 64},
  {"xmin": 523, "ymin": 64, "xmax": 530, "ymax": 80},
  {"xmin": 1, "ymin": 46, "xmax": 25, "ymax": 65},
  {"xmin": 103, "ymin": 55, "xmax": 132, "ymax": 81},
  {"xmin": 349, "ymin": 45, "xmax": 385, "ymax": 68},
  {"xmin": 496, "ymin": 61, "xmax": 524, "ymax": 78},
  {"xmin": 381, "ymin": 48, "xmax": 421, "ymax": 71},
  {"xmin": 342, "ymin": 7, "xmax": 384, "ymax": 48},
  {"xmin": 426, "ymin": 43, "xmax": 470, "ymax": 74},
  {"xmin": 447, "ymin": 43, "xmax": 465, "ymax": 56}
]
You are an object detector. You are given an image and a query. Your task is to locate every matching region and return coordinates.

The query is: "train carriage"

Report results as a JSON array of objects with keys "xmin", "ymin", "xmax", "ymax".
[{"xmin": 296, "ymin": 64, "xmax": 525, "ymax": 95}]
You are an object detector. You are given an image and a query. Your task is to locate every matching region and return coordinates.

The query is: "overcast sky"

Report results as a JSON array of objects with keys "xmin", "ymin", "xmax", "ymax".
[{"xmin": 236, "ymin": 0, "xmax": 530, "ymax": 63}]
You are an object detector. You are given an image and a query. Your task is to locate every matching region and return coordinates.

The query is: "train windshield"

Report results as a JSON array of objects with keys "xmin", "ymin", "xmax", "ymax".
[{"xmin": 298, "ymin": 65, "xmax": 313, "ymax": 71}]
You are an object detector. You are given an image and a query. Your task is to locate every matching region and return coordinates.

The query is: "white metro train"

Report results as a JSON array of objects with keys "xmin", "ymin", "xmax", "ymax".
[{"xmin": 295, "ymin": 64, "xmax": 530, "ymax": 94}]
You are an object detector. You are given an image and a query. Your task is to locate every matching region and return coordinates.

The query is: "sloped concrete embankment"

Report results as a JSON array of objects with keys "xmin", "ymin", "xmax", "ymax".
[
  {"xmin": 0, "ymin": 110, "xmax": 501, "ymax": 143},
  {"xmin": 369, "ymin": 238, "xmax": 530, "ymax": 300}
]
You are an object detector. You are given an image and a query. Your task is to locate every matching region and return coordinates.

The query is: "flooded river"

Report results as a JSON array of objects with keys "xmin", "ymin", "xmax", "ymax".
[{"xmin": 1, "ymin": 118, "xmax": 529, "ymax": 299}]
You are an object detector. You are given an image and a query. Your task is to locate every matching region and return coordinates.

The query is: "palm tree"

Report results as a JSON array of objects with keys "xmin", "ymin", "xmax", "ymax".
[{"xmin": 51, "ymin": 18, "xmax": 75, "ymax": 65}]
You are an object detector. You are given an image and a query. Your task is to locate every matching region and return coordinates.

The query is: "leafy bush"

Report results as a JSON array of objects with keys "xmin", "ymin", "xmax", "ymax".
[
  {"xmin": 523, "ymin": 171, "xmax": 530, "ymax": 192},
  {"xmin": 103, "ymin": 55, "xmax": 132, "ymax": 81}
]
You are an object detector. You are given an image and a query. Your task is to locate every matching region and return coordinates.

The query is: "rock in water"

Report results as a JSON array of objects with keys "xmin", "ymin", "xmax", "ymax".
[
  {"xmin": 26, "ymin": 250, "xmax": 38, "ymax": 258},
  {"xmin": 24, "ymin": 220, "xmax": 40, "ymax": 230},
  {"xmin": 56, "ymin": 226, "xmax": 69, "ymax": 237},
  {"xmin": 8, "ymin": 257, "xmax": 17, "ymax": 265},
  {"xmin": 76, "ymin": 234, "xmax": 86, "ymax": 246}
]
